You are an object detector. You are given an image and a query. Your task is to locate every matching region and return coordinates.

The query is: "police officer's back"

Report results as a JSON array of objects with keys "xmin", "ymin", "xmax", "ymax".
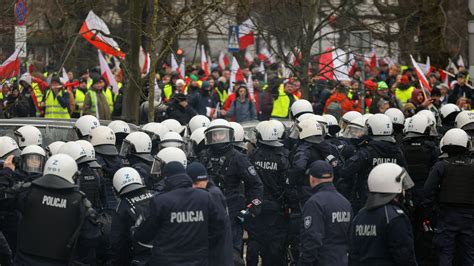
[
  {"xmin": 300, "ymin": 161, "xmax": 352, "ymax": 266},
  {"xmin": 15, "ymin": 154, "xmax": 99, "ymax": 265},
  {"xmin": 349, "ymin": 163, "xmax": 416, "ymax": 266},
  {"xmin": 135, "ymin": 161, "xmax": 227, "ymax": 265},
  {"xmin": 119, "ymin": 131, "xmax": 155, "ymax": 188}
]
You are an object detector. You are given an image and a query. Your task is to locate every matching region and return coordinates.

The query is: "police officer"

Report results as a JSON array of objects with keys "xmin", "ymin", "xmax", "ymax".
[
  {"xmin": 108, "ymin": 120, "xmax": 131, "ymax": 152},
  {"xmin": 186, "ymin": 162, "xmax": 233, "ymax": 266},
  {"xmin": 74, "ymin": 115, "xmax": 100, "ymax": 140},
  {"xmin": 14, "ymin": 125, "xmax": 43, "ymax": 149},
  {"xmin": 385, "ymin": 108, "xmax": 405, "ymax": 143},
  {"xmin": 439, "ymin": 104, "xmax": 461, "ymax": 134},
  {"xmin": 229, "ymin": 122, "xmax": 248, "ymax": 154},
  {"xmin": 18, "ymin": 145, "xmax": 46, "ymax": 181},
  {"xmin": 286, "ymin": 99, "xmax": 314, "ymax": 150},
  {"xmin": 300, "ymin": 160, "xmax": 352, "ymax": 266},
  {"xmin": 199, "ymin": 119, "xmax": 263, "ymax": 259},
  {"xmin": 45, "ymin": 141, "xmax": 65, "ymax": 158},
  {"xmin": 340, "ymin": 114, "xmax": 407, "ymax": 213},
  {"xmin": 135, "ymin": 161, "xmax": 227, "ymax": 265},
  {"xmin": 150, "ymin": 147, "xmax": 188, "ymax": 191},
  {"xmin": 189, "ymin": 127, "xmax": 207, "ymax": 162},
  {"xmin": 246, "ymin": 120, "xmax": 289, "ymax": 266},
  {"xmin": 141, "ymin": 122, "xmax": 169, "ymax": 155},
  {"xmin": 120, "ymin": 131, "xmax": 154, "ymax": 188},
  {"xmin": 108, "ymin": 167, "xmax": 154, "ymax": 265},
  {"xmin": 14, "ymin": 154, "xmax": 99, "ymax": 265},
  {"xmin": 422, "ymin": 128, "xmax": 474, "ymax": 265},
  {"xmin": 349, "ymin": 163, "xmax": 416, "ymax": 265},
  {"xmin": 159, "ymin": 132, "xmax": 185, "ymax": 150}
]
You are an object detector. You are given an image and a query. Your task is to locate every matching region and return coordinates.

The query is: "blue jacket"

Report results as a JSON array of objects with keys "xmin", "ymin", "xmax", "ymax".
[
  {"xmin": 134, "ymin": 173, "xmax": 227, "ymax": 266},
  {"xmin": 299, "ymin": 183, "xmax": 352, "ymax": 266}
]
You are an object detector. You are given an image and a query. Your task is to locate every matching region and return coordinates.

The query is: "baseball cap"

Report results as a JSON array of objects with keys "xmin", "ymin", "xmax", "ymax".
[
  {"xmin": 186, "ymin": 162, "xmax": 209, "ymax": 182},
  {"xmin": 309, "ymin": 160, "xmax": 333, "ymax": 179}
]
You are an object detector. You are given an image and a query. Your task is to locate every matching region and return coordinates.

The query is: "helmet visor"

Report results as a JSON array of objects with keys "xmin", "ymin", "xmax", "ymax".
[
  {"xmin": 119, "ymin": 139, "xmax": 132, "ymax": 158},
  {"xmin": 205, "ymin": 126, "xmax": 234, "ymax": 145},
  {"xmin": 150, "ymin": 156, "xmax": 164, "ymax": 176},
  {"xmin": 21, "ymin": 154, "xmax": 45, "ymax": 174},
  {"xmin": 342, "ymin": 125, "xmax": 367, "ymax": 139}
]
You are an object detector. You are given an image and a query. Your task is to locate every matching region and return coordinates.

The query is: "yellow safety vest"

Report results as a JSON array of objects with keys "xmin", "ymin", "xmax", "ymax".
[
  {"xmin": 395, "ymin": 86, "xmax": 415, "ymax": 104},
  {"xmin": 215, "ymin": 88, "xmax": 228, "ymax": 105},
  {"xmin": 32, "ymin": 82, "xmax": 43, "ymax": 116},
  {"xmin": 0, "ymin": 93, "xmax": 3, "ymax": 100},
  {"xmin": 271, "ymin": 84, "xmax": 290, "ymax": 118},
  {"xmin": 44, "ymin": 90, "xmax": 70, "ymax": 119},
  {"xmin": 89, "ymin": 90, "xmax": 114, "ymax": 115},
  {"xmin": 74, "ymin": 89, "xmax": 86, "ymax": 114},
  {"xmin": 87, "ymin": 79, "xmax": 93, "ymax": 89},
  {"xmin": 164, "ymin": 84, "xmax": 173, "ymax": 101},
  {"xmin": 105, "ymin": 88, "xmax": 114, "ymax": 113}
]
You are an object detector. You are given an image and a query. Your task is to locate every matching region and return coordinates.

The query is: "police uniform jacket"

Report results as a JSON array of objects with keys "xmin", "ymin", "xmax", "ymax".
[
  {"xmin": 134, "ymin": 173, "xmax": 227, "ymax": 266},
  {"xmin": 300, "ymin": 183, "xmax": 352, "ymax": 266}
]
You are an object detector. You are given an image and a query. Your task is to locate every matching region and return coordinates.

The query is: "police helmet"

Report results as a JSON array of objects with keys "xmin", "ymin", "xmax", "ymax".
[
  {"xmin": 89, "ymin": 126, "xmax": 118, "ymax": 156},
  {"xmin": 43, "ymin": 154, "xmax": 78, "ymax": 184},
  {"xmin": 323, "ymin": 114, "xmax": 340, "ymax": 136},
  {"xmin": 120, "ymin": 132, "xmax": 154, "ymax": 162},
  {"xmin": 366, "ymin": 163, "xmax": 414, "ymax": 209},
  {"xmin": 20, "ymin": 145, "xmax": 46, "ymax": 174},
  {"xmin": 76, "ymin": 140, "xmax": 100, "ymax": 168},
  {"xmin": 290, "ymin": 99, "xmax": 313, "ymax": 120},
  {"xmin": 14, "ymin": 125, "xmax": 43, "ymax": 148},
  {"xmin": 340, "ymin": 111, "xmax": 362, "ymax": 130},
  {"xmin": 160, "ymin": 132, "xmax": 185, "ymax": 149},
  {"xmin": 441, "ymin": 128, "xmax": 470, "ymax": 153},
  {"xmin": 439, "ymin": 103, "xmax": 461, "ymax": 122},
  {"xmin": 342, "ymin": 117, "xmax": 367, "ymax": 139},
  {"xmin": 0, "ymin": 136, "xmax": 21, "ymax": 159},
  {"xmin": 188, "ymin": 115, "xmax": 210, "ymax": 135},
  {"xmin": 204, "ymin": 119, "xmax": 234, "ymax": 146},
  {"xmin": 57, "ymin": 141, "xmax": 88, "ymax": 165},
  {"xmin": 256, "ymin": 121, "xmax": 283, "ymax": 147},
  {"xmin": 268, "ymin": 120, "xmax": 286, "ymax": 140},
  {"xmin": 161, "ymin": 119, "xmax": 185, "ymax": 135},
  {"xmin": 454, "ymin": 111, "xmax": 474, "ymax": 131},
  {"xmin": 362, "ymin": 113, "xmax": 374, "ymax": 120},
  {"xmin": 141, "ymin": 122, "xmax": 169, "ymax": 142},
  {"xmin": 229, "ymin": 122, "xmax": 245, "ymax": 142},
  {"xmin": 74, "ymin": 115, "xmax": 100, "ymax": 138},
  {"xmin": 417, "ymin": 110, "xmax": 438, "ymax": 137},
  {"xmin": 113, "ymin": 167, "xmax": 144, "ymax": 195},
  {"xmin": 45, "ymin": 141, "xmax": 65, "ymax": 158},
  {"xmin": 108, "ymin": 120, "xmax": 130, "ymax": 135},
  {"xmin": 384, "ymin": 108, "xmax": 405, "ymax": 130},
  {"xmin": 297, "ymin": 113, "xmax": 327, "ymax": 135},
  {"xmin": 190, "ymin": 127, "xmax": 206, "ymax": 154},
  {"xmin": 366, "ymin": 114, "xmax": 394, "ymax": 141},
  {"xmin": 151, "ymin": 147, "xmax": 187, "ymax": 176},
  {"xmin": 297, "ymin": 119, "xmax": 325, "ymax": 144},
  {"xmin": 404, "ymin": 114, "xmax": 430, "ymax": 137}
]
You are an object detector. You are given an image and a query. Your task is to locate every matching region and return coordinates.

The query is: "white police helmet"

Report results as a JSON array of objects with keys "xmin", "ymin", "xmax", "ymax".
[
  {"xmin": 268, "ymin": 120, "xmax": 286, "ymax": 140},
  {"xmin": 323, "ymin": 114, "xmax": 341, "ymax": 136},
  {"xmin": 57, "ymin": 141, "xmax": 88, "ymax": 164},
  {"xmin": 45, "ymin": 141, "xmax": 65, "ymax": 158},
  {"xmin": 441, "ymin": 128, "xmax": 470, "ymax": 152},
  {"xmin": 74, "ymin": 115, "xmax": 100, "ymax": 138},
  {"xmin": 384, "ymin": 108, "xmax": 405, "ymax": 127},
  {"xmin": 113, "ymin": 167, "xmax": 144, "ymax": 195},
  {"xmin": 151, "ymin": 147, "xmax": 187, "ymax": 176},
  {"xmin": 362, "ymin": 113, "xmax": 374, "ymax": 120},
  {"xmin": 0, "ymin": 136, "xmax": 21, "ymax": 159},
  {"xmin": 76, "ymin": 140, "xmax": 100, "ymax": 168},
  {"xmin": 14, "ymin": 125, "xmax": 43, "ymax": 148},
  {"xmin": 108, "ymin": 120, "xmax": 131, "ymax": 135},
  {"xmin": 298, "ymin": 119, "xmax": 324, "ymax": 143},
  {"xmin": 190, "ymin": 127, "xmax": 206, "ymax": 147},
  {"xmin": 297, "ymin": 113, "xmax": 327, "ymax": 135},
  {"xmin": 366, "ymin": 163, "xmax": 414, "ymax": 208},
  {"xmin": 417, "ymin": 110, "xmax": 438, "ymax": 136},
  {"xmin": 340, "ymin": 111, "xmax": 362, "ymax": 130},
  {"xmin": 161, "ymin": 119, "xmax": 185, "ymax": 135},
  {"xmin": 43, "ymin": 154, "xmax": 78, "ymax": 184},
  {"xmin": 342, "ymin": 117, "xmax": 367, "ymax": 139},
  {"xmin": 20, "ymin": 145, "xmax": 46, "ymax": 174},
  {"xmin": 404, "ymin": 114, "xmax": 430, "ymax": 137},
  {"xmin": 160, "ymin": 132, "xmax": 185, "ymax": 149},
  {"xmin": 188, "ymin": 115, "xmax": 210, "ymax": 135},
  {"xmin": 141, "ymin": 122, "xmax": 169, "ymax": 141},
  {"xmin": 256, "ymin": 121, "xmax": 283, "ymax": 147},
  {"xmin": 290, "ymin": 99, "xmax": 313, "ymax": 120},
  {"xmin": 454, "ymin": 111, "xmax": 474, "ymax": 131},
  {"xmin": 120, "ymin": 132, "xmax": 154, "ymax": 162},
  {"xmin": 366, "ymin": 114, "xmax": 393, "ymax": 140},
  {"xmin": 204, "ymin": 119, "xmax": 234, "ymax": 145},
  {"xmin": 439, "ymin": 103, "xmax": 461, "ymax": 121},
  {"xmin": 229, "ymin": 122, "xmax": 245, "ymax": 142},
  {"xmin": 89, "ymin": 126, "xmax": 118, "ymax": 155}
]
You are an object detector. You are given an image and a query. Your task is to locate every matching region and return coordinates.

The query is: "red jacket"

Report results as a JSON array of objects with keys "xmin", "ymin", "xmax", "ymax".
[{"xmin": 324, "ymin": 93, "xmax": 353, "ymax": 114}]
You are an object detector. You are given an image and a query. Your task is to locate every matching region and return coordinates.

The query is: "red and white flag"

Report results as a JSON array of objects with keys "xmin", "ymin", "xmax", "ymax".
[
  {"xmin": 365, "ymin": 50, "xmax": 377, "ymax": 71},
  {"xmin": 457, "ymin": 55, "xmax": 465, "ymax": 68},
  {"xmin": 60, "ymin": 67, "xmax": 69, "ymax": 84},
  {"xmin": 80, "ymin": 11, "xmax": 125, "ymax": 59},
  {"xmin": 229, "ymin": 57, "xmax": 244, "ymax": 93},
  {"xmin": 244, "ymin": 49, "xmax": 254, "ymax": 66},
  {"xmin": 410, "ymin": 55, "xmax": 431, "ymax": 92},
  {"xmin": 139, "ymin": 46, "xmax": 150, "ymax": 75},
  {"xmin": 258, "ymin": 48, "xmax": 274, "ymax": 63},
  {"xmin": 171, "ymin": 53, "xmax": 181, "ymax": 78},
  {"xmin": 0, "ymin": 48, "xmax": 21, "ymax": 79},
  {"xmin": 239, "ymin": 19, "xmax": 255, "ymax": 50},
  {"xmin": 201, "ymin": 45, "xmax": 209, "ymax": 77},
  {"xmin": 447, "ymin": 58, "xmax": 459, "ymax": 75},
  {"xmin": 318, "ymin": 47, "xmax": 350, "ymax": 81},
  {"xmin": 218, "ymin": 51, "xmax": 229, "ymax": 71},
  {"xmin": 179, "ymin": 57, "xmax": 185, "ymax": 79},
  {"xmin": 98, "ymin": 50, "xmax": 119, "ymax": 94},
  {"xmin": 416, "ymin": 56, "xmax": 431, "ymax": 75}
]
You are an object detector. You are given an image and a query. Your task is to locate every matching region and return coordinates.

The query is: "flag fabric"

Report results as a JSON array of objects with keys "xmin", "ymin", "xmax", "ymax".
[
  {"xmin": 229, "ymin": 57, "xmax": 244, "ymax": 94},
  {"xmin": 258, "ymin": 48, "xmax": 274, "ymax": 63},
  {"xmin": 60, "ymin": 68, "xmax": 69, "ymax": 84},
  {"xmin": 281, "ymin": 63, "xmax": 291, "ymax": 79},
  {"xmin": 171, "ymin": 53, "xmax": 181, "ymax": 78},
  {"xmin": 247, "ymin": 74, "xmax": 254, "ymax": 98},
  {"xmin": 218, "ymin": 51, "xmax": 229, "ymax": 71},
  {"xmin": 80, "ymin": 11, "xmax": 125, "ymax": 59},
  {"xmin": 239, "ymin": 19, "xmax": 255, "ymax": 50},
  {"xmin": 0, "ymin": 48, "xmax": 21, "ymax": 79},
  {"xmin": 410, "ymin": 55, "xmax": 431, "ymax": 92},
  {"xmin": 259, "ymin": 61, "xmax": 265, "ymax": 74},
  {"xmin": 457, "ymin": 55, "xmax": 465, "ymax": 67},
  {"xmin": 98, "ymin": 50, "xmax": 119, "ymax": 94},
  {"xmin": 365, "ymin": 50, "xmax": 377, "ymax": 71},
  {"xmin": 447, "ymin": 58, "xmax": 459, "ymax": 75},
  {"xmin": 139, "ymin": 46, "xmax": 150, "ymax": 75},
  {"xmin": 244, "ymin": 49, "xmax": 254, "ymax": 66},
  {"xmin": 318, "ymin": 47, "xmax": 350, "ymax": 81},
  {"xmin": 416, "ymin": 56, "xmax": 431, "ymax": 75},
  {"xmin": 179, "ymin": 57, "xmax": 186, "ymax": 80},
  {"xmin": 201, "ymin": 45, "xmax": 209, "ymax": 77}
]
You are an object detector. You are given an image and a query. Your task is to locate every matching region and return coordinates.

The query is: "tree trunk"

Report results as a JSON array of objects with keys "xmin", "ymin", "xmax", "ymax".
[
  {"xmin": 123, "ymin": 0, "xmax": 142, "ymax": 124},
  {"xmin": 148, "ymin": 0, "xmax": 159, "ymax": 123}
]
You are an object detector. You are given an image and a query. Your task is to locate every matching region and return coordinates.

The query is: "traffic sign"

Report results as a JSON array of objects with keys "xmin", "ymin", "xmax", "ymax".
[
  {"xmin": 14, "ymin": 0, "xmax": 28, "ymax": 26},
  {"xmin": 228, "ymin": 25, "xmax": 240, "ymax": 53},
  {"xmin": 15, "ymin": 26, "xmax": 26, "ymax": 41}
]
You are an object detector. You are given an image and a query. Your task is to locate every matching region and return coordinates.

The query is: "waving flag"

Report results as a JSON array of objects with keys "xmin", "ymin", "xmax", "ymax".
[
  {"xmin": 171, "ymin": 53, "xmax": 181, "ymax": 78},
  {"xmin": 229, "ymin": 57, "xmax": 244, "ymax": 93},
  {"xmin": 239, "ymin": 19, "xmax": 255, "ymax": 50},
  {"xmin": 318, "ymin": 47, "xmax": 350, "ymax": 81},
  {"xmin": 410, "ymin": 55, "xmax": 431, "ymax": 92},
  {"xmin": 245, "ymin": 49, "xmax": 254, "ymax": 66},
  {"xmin": 258, "ymin": 48, "xmax": 274, "ymax": 64},
  {"xmin": 80, "ymin": 11, "xmax": 125, "ymax": 59},
  {"xmin": 98, "ymin": 50, "xmax": 119, "ymax": 94},
  {"xmin": 179, "ymin": 57, "xmax": 185, "ymax": 80},
  {"xmin": 0, "ymin": 48, "xmax": 21, "ymax": 79},
  {"xmin": 218, "ymin": 51, "xmax": 229, "ymax": 71},
  {"xmin": 60, "ymin": 68, "xmax": 69, "ymax": 84},
  {"xmin": 201, "ymin": 45, "xmax": 209, "ymax": 77},
  {"xmin": 457, "ymin": 55, "xmax": 465, "ymax": 68},
  {"xmin": 139, "ymin": 46, "xmax": 150, "ymax": 75}
]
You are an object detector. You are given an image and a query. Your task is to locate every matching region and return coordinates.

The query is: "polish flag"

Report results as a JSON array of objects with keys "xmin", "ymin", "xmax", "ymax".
[
  {"xmin": 447, "ymin": 58, "xmax": 459, "ymax": 74},
  {"xmin": 318, "ymin": 47, "xmax": 350, "ymax": 81},
  {"xmin": 410, "ymin": 54, "xmax": 431, "ymax": 92},
  {"xmin": 60, "ymin": 67, "xmax": 69, "ymax": 84},
  {"xmin": 229, "ymin": 57, "xmax": 244, "ymax": 93},
  {"xmin": 239, "ymin": 19, "xmax": 255, "ymax": 50},
  {"xmin": 98, "ymin": 50, "xmax": 119, "ymax": 94},
  {"xmin": 457, "ymin": 55, "xmax": 465, "ymax": 68},
  {"xmin": 0, "ymin": 48, "xmax": 21, "ymax": 79},
  {"xmin": 258, "ymin": 48, "xmax": 274, "ymax": 63},
  {"xmin": 247, "ymin": 73, "xmax": 254, "ymax": 99},
  {"xmin": 139, "ymin": 46, "xmax": 150, "ymax": 75},
  {"xmin": 364, "ymin": 50, "xmax": 377, "ymax": 71},
  {"xmin": 218, "ymin": 51, "xmax": 229, "ymax": 71},
  {"xmin": 80, "ymin": 11, "xmax": 125, "ymax": 59},
  {"xmin": 416, "ymin": 56, "xmax": 431, "ymax": 75},
  {"xmin": 179, "ymin": 57, "xmax": 185, "ymax": 79},
  {"xmin": 201, "ymin": 45, "xmax": 209, "ymax": 77},
  {"xmin": 244, "ymin": 49, "xmax": 254, "ymax": 66},
  {"xmin": 171, "ymin": 53, "xmax": 181, "ymax": 78}
]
